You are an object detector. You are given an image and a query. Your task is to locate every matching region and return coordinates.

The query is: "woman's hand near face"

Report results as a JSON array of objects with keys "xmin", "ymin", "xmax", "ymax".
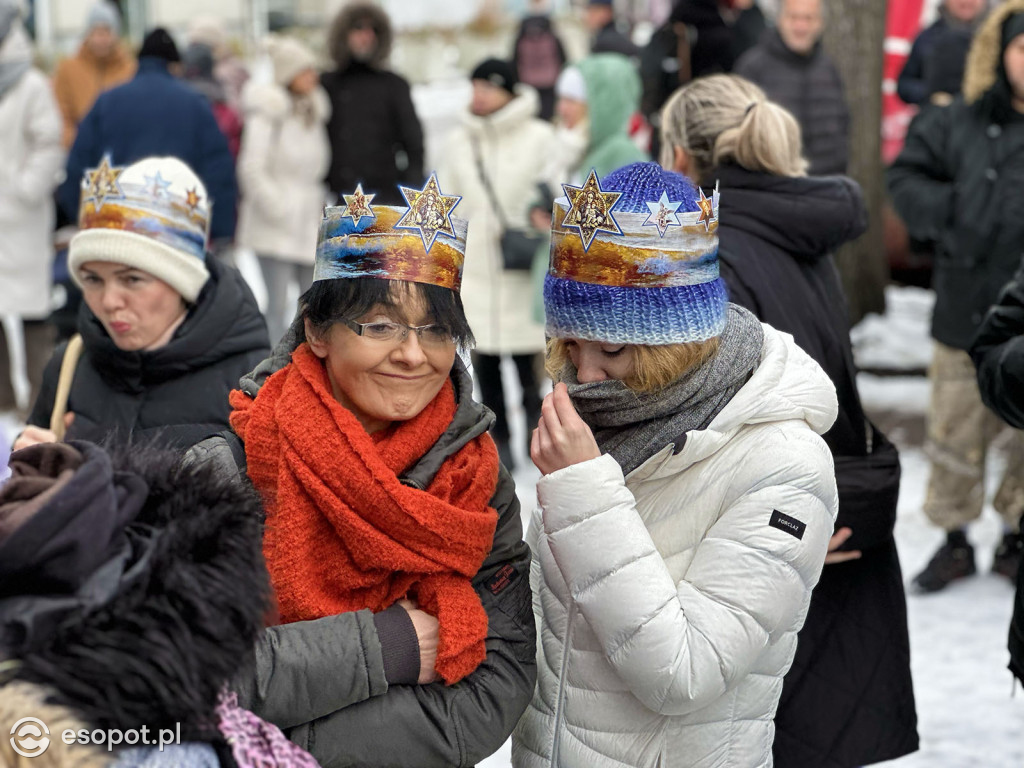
[
  {"xmin": 397, "ymin": 598, "xmax": 441, "ymax": 684},
  {"xmin": 531, "ymin": 382, "xmax": 601, "ymax": 476}
]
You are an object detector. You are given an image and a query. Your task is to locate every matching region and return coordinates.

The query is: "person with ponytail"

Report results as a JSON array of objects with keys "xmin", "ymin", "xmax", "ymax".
[{"xmin": 662, "ymin": 74, "xmax": 919, "ymax": 766}]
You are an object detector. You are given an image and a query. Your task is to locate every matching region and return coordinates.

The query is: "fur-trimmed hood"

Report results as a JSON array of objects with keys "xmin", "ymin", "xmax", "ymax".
[
  {"xmin": 0, "ymin": 441, "xmax": 270, "ymax": 742},
  {"xmin": 963, "ymin": 0, "xmax": 1024, "ymax": 103},
  {"xmin": 240, "ymin": 80, "xmax": 330, "ymax": 122},
  {"xmin": 327, "ymin": 1, "xmax": 393, "ymax": 70}
]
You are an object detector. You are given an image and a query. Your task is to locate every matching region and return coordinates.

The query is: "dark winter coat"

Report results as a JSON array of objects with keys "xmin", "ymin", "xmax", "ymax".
[
  {"xmin": 730, "ymin": 3, "xmax": 767, "ymax": 64},
  {"xmin": 0, "ymin": 440, "xmax": 269, "ymax": 751},
  {"xmin": 186, "ymin": 323, "xmax": 537, "ymax": 768},
  {"xmin": 58, "ymin": 57, "xmax": 238, "ymax": 240},
  {"xmin": 888, "ymin": 102, "xmax": 1024, "ymax": 350},
  {"xmin": 321, "ymin": 3, "xmax": 424, "ymax": 205},
  {"xmin": 734, "ymin": 30, "xmax": 850, "ymax": 175},
  {"xmin": 971, "ymin": 265, "xmax": 1024, "ymax": 685},
  {"xmin": 713, "ymin": 165, "xmax": 919, "ymax": 767},
  {"xmin": 27, "ymin": 257, "xmax": 270, "ymax": 452},
  {"xmin": 897, "ymin": 15, "xmax": 976, "ymax": 105},
  {"xmin": 640, "ymin": 0, "xmax": 733, "ymax": 122},
  {"xmin": 592, "ymin": 20, "xmax": 639, "ymax": 57}
]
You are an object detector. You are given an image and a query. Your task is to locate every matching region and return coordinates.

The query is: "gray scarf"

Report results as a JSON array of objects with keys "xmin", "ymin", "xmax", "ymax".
[{"xmin": 564, "ymin": 305, "xmax": 765, "ymax": 476}]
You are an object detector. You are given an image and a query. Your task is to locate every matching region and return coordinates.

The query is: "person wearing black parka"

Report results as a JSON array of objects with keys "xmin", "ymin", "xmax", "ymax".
[
  {"xmin": 970, "ymin": 263, "xmax": 1024, "ymax": 685},
  {"xmin": 661, "ymin": 74, "xmax": 919, "ymax": 767}
]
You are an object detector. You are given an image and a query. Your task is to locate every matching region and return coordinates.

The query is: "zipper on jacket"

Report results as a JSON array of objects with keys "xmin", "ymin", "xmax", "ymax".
[{"xmin": 549, "ymin": 601, "xmax": 577, "ymax": 768}]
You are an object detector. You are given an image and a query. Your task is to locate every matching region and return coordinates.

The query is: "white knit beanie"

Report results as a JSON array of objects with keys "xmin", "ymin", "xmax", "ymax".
[
  {"xmin": 69, "ymin": 157, "xmax": 211, "ymax": 303},
  {"xmin": 266, "ymin": 34, "xmax": 317, "ymax": 88},
  {"xmin": 555, "ymin": 66, "xmax": 587, "ymax": 103}
]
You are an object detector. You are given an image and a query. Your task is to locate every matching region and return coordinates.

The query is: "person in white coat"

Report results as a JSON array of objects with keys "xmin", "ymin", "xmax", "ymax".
[
  {"xmin": 441, "ymin": 58, "xmax": 554, "ymax": 470},
  {"xmin": 236, "ymin": 34, "xmax": 330, "ymax": 345},
  {"xmin": 511, "ymin": 161, "xmax": 838, "ymax": 768},
  {"xmin": 0, "ymin": 3, "xmax": 64, "ymax": 414}
]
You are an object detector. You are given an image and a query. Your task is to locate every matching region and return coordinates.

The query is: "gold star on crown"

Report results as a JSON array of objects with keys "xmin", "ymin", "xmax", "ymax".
[
  {"xmin": 185, "ymin": 187, "xmax": 202, "ymax": 213},
  {"xmin": 696, "ymin": 187, "xmax": 715, "ymax": 232},
  {"xmin": 395, "ymin": 173, "xmax": 462, "ymax": 252},
  {"xmin": 82, "ymin": 155, "xmax": 125, "ymax": 210},
  {"xmin": 341, "ymin": 184, "xmax": 376, "ymax": 225},
  {"xmin": 561, "ymin": 169, "xmax": 623, "ymax": 251}
]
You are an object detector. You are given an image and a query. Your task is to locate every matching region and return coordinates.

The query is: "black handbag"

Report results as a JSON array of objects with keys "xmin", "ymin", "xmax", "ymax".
[{"xmin": 471, "ymin": 137, "xmax": 543, "ymax": 271}]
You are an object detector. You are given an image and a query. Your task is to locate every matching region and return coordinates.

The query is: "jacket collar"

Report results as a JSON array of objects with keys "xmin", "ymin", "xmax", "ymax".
[
  {"xmin": 136, "ymin": 56, "xmax": 173, "ymax": 76},
  {"xmin": 626, "ymin": 325, "xmax": 838, "ymax": 482},
  {"xmin": 765, "ymin": 28, "xmax": 822, "ymax": 65}
]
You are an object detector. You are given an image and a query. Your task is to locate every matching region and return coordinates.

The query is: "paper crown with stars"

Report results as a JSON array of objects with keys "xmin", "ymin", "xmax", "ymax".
[
  {"xmin": 314, "ymin": 174, "xmax": 468, "ymax": 292},
  {"xmin": 70, "ymin": 155, "xmax": 212, "ymax": 302},
  {"xmin": 544, "ymin": 161, "xmax": 726, "ymax": 344}
]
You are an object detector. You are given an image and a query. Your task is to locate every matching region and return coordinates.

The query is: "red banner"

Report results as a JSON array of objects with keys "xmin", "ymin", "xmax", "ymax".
[{"xmin": 882, "ymin": 0, "xmax": 930, "ymax": 164}]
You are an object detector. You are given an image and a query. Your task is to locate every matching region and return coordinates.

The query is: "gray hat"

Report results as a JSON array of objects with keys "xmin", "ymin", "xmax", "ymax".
[{"xmin": 86, "ymin": 1, "xmax": 121, "ymax": 35}]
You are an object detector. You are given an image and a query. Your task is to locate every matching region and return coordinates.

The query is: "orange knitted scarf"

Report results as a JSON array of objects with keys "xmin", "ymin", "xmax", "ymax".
[{"xmin": 229, "ymin": 343, "xmax": 500, "ymax": 684}]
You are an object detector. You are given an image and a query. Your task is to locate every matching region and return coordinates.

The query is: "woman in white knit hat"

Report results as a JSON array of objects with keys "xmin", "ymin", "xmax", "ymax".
[
  {"xmin": 236, "ymin": 34, "xmax": 331, "ymax": 345},
  {"xmin": 14, "ymin": 155, "xmax": 270, "ymax": 452}
]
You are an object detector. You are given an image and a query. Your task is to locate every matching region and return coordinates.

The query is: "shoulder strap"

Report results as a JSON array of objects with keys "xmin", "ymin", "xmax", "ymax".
[
  {"xmin": 50, "ymin": 334, "xmax": 84, "ymax": 440},
  {"xmin": 223, "ymin": 429, "xmax": 248, "ymax": 475},
  {"xmin": 469, "ymin": 135, "xmax": 509, "ymax": 232}
]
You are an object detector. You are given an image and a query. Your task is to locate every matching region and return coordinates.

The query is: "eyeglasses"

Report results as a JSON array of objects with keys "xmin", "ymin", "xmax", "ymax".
[{"xmin": 337, "ymin": 317, "xmax": 455, "ymax": 347}]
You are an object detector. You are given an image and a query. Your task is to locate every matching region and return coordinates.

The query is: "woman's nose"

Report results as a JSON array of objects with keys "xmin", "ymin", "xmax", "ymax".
[
  {"xmin": 391, "ymin": 329, "xmax": 428, "ymax": 365},
  {"xmin": 100, "ymin": 286, "xmax": 125, "ymax": 312},
  {"xmin": 575, "ymin": 351, "xmax": 607, "ymax": 383}
]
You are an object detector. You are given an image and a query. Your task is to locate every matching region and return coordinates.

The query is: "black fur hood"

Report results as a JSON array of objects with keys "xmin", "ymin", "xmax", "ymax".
[
  {"xmin": 0, "ymin": 441, "xmax": 270, "ymax": 742},
  {"xmin": 327, "ymin": 1, "xmax": 393, "ymax": 70}
]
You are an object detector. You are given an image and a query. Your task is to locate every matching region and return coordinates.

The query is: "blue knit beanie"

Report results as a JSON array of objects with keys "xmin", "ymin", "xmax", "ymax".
[{"xmin": 544, "ymin": 161, "xmax": 726, "ymax": 345}]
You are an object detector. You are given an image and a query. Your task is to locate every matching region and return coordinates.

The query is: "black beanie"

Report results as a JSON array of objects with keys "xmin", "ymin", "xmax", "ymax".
[
  {"xmin": 1003, "ymin": 13, "xmax": 1024, "ymax": 49},
  {"xmin": 470, "ymin": 58, "xmax": 518, "ymax": 94},
  {"xmin": 139, "ymin": 28, "xmax": 181, "ymax": 63}
]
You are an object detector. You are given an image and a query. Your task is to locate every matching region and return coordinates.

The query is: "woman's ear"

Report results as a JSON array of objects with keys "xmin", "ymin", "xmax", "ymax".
[
  {"xmin": 672, "ymin": 145, "xmax": 692, "ymax": 179},
  {"xmin": 305, "ymin": 318, "xmax": 330, "ymax": 359}
]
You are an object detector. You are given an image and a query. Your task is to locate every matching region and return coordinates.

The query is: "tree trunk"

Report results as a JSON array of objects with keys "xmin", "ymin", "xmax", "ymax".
[{"xmin": 821, "ymin": 0, "xmax": 890, "ymax": 326}]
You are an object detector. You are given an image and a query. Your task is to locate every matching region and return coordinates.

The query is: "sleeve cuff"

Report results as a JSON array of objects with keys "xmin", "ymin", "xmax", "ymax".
[{"xmin": 372, "ymin": 603, "xmax": 420, "ymax": 686}]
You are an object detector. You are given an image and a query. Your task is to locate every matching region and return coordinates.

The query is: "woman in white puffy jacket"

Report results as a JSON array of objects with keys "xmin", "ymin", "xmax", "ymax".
[
  {"xmin": 235, "ymin": 34, "xmax": 330, "ymax": 345},
  {"xmin": 511, "ymin": 161, "xmax": 839, "ymax": 768}
]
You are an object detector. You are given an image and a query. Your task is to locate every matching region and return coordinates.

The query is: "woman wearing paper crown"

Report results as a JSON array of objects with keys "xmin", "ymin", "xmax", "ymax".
[
  {"xmin": 187, "ymin": 174, "xmax": 535, "ymax": 766},
  {"xmin": 511, "ymin": 161, "xmax": 838, "ymax": 768},
  {"xmin": 14, "ymin": 156, "xmax": 270, "ymax": 453},
  {"xmin": 661, "ymin": 75, "xmax": 918, "ymax": 768}
]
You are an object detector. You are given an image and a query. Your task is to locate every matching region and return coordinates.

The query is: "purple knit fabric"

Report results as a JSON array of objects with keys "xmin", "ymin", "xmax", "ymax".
[{"xmin": 216, "ymin": 691, "xmax": 319, "ymax": 768}]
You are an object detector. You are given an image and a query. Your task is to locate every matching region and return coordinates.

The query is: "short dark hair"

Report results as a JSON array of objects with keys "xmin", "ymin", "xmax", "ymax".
[{"xmin": 300, "ymin": 278, "xmax": 475, "ymax": 349}]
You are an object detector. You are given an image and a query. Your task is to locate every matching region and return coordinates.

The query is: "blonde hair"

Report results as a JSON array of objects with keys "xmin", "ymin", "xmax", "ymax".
[
  {"xmin": 659, "ymin": 74, "xmax": 809, "ymax": 184},
  {"xmin": 545, "ymin": 338, "xmax": 721, "ymax": 394}
]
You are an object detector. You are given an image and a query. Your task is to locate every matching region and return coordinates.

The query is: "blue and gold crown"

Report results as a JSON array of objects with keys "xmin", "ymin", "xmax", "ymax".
[
  {"xmin": 314, "ymin": 174, "xmax": 468, "ymax": 292},
  {"xmin": 544, "ymin": 162, "xmax": 726, "ymax": 344},
  {"xmin": 77, "ymin": 154, "xmax": 211, "ymax": 260},
  {"xmin": 70, "ymin": 156, "xmax": 212, "ymax": 303}
]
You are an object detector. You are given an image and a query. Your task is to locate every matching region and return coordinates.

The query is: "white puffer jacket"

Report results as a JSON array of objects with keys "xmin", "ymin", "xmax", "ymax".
[
  {"xmin": 0, "ymin": 26, "xmax": 64, "ymax": 319},
  {"xmin": 440, "ymin": 86, "xmax": 555, "ymax": 354},
  {"xmin": 235, "ymin": 82, "xmax": 330, "ymax": 264},
  {"xmin": 512, "ymin": 325, "xmax": 839, "ymax": 768}
]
